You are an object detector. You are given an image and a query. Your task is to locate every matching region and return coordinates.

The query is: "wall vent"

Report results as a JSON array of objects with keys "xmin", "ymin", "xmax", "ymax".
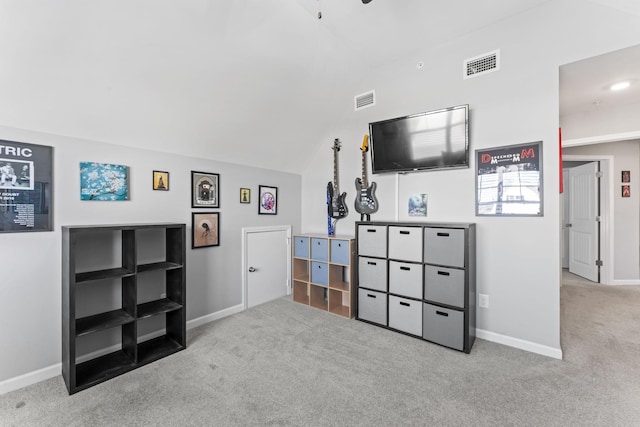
[
  {"xmin": 355, "ymin": 90, "xmax": 376, "ymax": 111},
  {"xmin": 464, "ymin": 50, "xmax": 500, "ymax": 79}
]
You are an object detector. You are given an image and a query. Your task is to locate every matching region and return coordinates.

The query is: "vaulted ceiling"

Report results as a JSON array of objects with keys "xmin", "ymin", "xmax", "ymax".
[{"xmin": 1, "ymin": 0, "xmax": 636, "ymax": 173}]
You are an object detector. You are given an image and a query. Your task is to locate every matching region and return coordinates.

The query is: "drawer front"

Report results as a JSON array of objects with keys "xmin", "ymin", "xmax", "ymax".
[
  {"xmin": 358, "ymin": 257, "xmax": 387, "ymax": 292},
  {"xmin": 330, "ymin": 239, "xmax": 351, "ymax": 265},
  {"xmin": 311, "ymin": 238, "xmax": 329, "ymax": 261},
  {"xmin": 294, "ymin": 236, "xmax": 309, "ymax": 258},
  {"xmin": 424, "ymin": 265, "xmax": 465, "ymax": 308},
  {"xmin": 358, "ymin": 289, "xmax": 387, "ymax": 325},
  {"xmin": 388, "ymin": 296, "xmax": 422, "ymax": 336},
  {"xmin": 424, "ymin": 228, "xmax": 465, "ymax": 268},
  {"xmin": 422, "ymin": 303, "xmax": 464, "ymax": 351},
  {"xmin": 311, "ymin": 261, "xmax": 328, "ymax": 286},
  {"xmin": 357, "ymin": 225, "xmax": 387, "ymax": 258},
  {"xmin": 388, "ymin": 226, "xmax": 422, "ymax": 262},
  {"xmin": 388, "ymin": 261, "xmax": 422, "ymax": 299}
]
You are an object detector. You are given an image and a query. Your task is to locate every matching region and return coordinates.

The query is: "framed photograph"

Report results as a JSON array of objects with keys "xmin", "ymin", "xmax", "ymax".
[
  {"xmin": 408, "ymin": 194, "xmax": 428, "ymax": 216},
  {"xmin": 476, "ymin": 141, "xmax": 543, "ymax": 216},
  {"xmin": 622, "ymin": 170, "xmax": 630, "ymax": 183},
  {"xmin": 258, "ymin": 185, "xmax": 277, "ymax": 215},
  {"xmin": 0, "ymin": 140, "xmax": 53, "ymax": 233},
  {"xmin": 240, "ymin": 188, "xmax": 251, "ymax": 204},
  {"xmin": 622, "ymin": 185, "xmax": 631, "ymax": 198},
  {"xmin": 191, "ymin": 171, "xmax": 219, "ymax": 208},
  {"xmin": 153, "ymin": 170, "xmax": 169, "ymax": 191},
  {"xmin": 192, "ymin": 212, "xmax": 220, "ymax": 248},
  {"xmin": 80, "ymin": 162, "xmax": 129, "ymax": 201}
]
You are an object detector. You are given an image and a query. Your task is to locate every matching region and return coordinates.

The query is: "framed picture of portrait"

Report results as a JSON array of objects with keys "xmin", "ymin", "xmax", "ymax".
[
  {"xmin": 153, "ymin": 170, "xmax": 169, "ymax": 191},
  {"xmin": 192, "ymin": 212, "xmax": 220, "ymax": 248},
  {"xmin": 258, "ymin": 185, "xmax": 277, "ymax": 215},
  {"xmin": 622, "ymin": 170, "xmax": 630, "ymax": 183},
  {"xmin": 191, "ymin": 171, "xmax": 219, "ymax": 208},
  {"xmin": 240, "ymin": 188, "xmax": 250, "ymax": 204}
]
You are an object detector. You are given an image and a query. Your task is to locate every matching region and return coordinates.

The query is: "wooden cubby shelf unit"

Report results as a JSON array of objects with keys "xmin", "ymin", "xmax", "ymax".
[
  {"xmin": 291, "ymin": 234, "xmax": 355, "ymax": 318},
  {"xmin": 62, "ymin": 223, "xmax": 186, "ymax": 394}
]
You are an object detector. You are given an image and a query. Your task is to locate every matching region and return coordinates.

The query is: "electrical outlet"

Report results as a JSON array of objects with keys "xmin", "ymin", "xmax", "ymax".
[
  {"xmin": 160, "ymin": 293, "xmax": 166, "ymax": 299},
  {"xmin": 479, "ymin": 294, "xmax": 489, "ymax": 308}
]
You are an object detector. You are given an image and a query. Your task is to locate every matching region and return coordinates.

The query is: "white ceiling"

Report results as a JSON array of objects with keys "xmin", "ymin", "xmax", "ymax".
[
  {"xmin": 560, "ymin": 43, "xmax": 640, "ymax": 117},
  {"xmin": 1, "ymin": 0, "xmax": 637, "ymax": 172}
]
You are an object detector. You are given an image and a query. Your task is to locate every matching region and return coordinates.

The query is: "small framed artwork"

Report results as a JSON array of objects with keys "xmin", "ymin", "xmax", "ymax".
[
  {"xmin": 622, "ymin": 185, "xmax": 631, "ymax": 198},
  {"xmin": 408, "ymin": 194, "xmax": 428, "ymax": 216},
  {"xmin": 192, "ymin": 212, "xmax": 220, "ymax": 248},
  {"xmin": 240, "ymin": 188, "xmax": 251, "ymax": 204},
  {"xmin": 191, "ymin": 171, "xmax": 219, "ymax": 208},
  {"xmin": 258, "ymin": 185, "xmax": 277, "ymax": 215},
  {"xmin": 80, "ymin": 162, "xmax": 129, "ymax": 201},
  {"xmin": 153, "ymin": 170, "xmax": 169, "ymax": 191},
  {"xmin": 622, "ymin": 170, "xmax": 630, "ymax": 183}
]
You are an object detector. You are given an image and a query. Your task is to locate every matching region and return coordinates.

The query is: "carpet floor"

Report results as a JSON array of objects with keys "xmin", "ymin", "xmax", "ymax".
[{"xmin": 1, "ymin": 270, "xmax": 639, "ymax": 426}]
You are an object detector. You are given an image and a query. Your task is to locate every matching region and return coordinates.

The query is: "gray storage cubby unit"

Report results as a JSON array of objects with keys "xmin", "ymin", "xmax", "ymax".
[
  {"xmin": 355, "ymin": 221, "xmax": 476, "ymax": 353},
  {"xmin": 292, "ymin": 234, "xmax": 355, "ymax": 318},
  {"xmin": 62, "ymin": 223, "xmax": 186, "ymax": 394}
]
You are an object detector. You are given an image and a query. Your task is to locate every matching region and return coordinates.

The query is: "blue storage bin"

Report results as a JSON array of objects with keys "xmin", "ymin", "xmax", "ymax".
[
  {"xmin": 330, "ymin": 239, "xmax": 350, "ymax": 265},
  {"xmin": 311, "ymin": 261, "xmax": 328, "ymax": 286},
  {"xmin": 311, "ymin": 238, "xmax": 329, "ymax": 261},
  {"xmin": 294, "ymin": 236, "xmax": 309, "ymax": 258}
]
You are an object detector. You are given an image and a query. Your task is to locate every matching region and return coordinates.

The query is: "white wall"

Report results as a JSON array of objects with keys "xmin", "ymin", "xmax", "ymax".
[
  {"xmin": 564, "ymin": 140, "xmax": 640, "ymax": 281},
  {"xmin": 300, "ymin": 0, "xmax": 640, "ymax": 356},
  {"xmin": 562, "ymin": 101, "xmax": 640, "ymax": 141},
  {"xmin": 0, "ymin": 126, "xmax": 301, "ymax": 388}
]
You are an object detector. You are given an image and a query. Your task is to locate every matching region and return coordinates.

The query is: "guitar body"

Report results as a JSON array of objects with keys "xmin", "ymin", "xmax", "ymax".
[
  {"xmin": 330, "ymin": 190, "xmax": 349, "ymax": 219},
  {"xmin": 354, "ymin": 178, "xmax": 378, "ymax": 215}
]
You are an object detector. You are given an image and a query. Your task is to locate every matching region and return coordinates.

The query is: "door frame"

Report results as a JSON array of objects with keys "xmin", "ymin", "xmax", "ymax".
[
  {"xmin": 562, "ymin": 154, "xmax": 613, "ymax": 285},
  {"xmin": 241, "ymin": 225, "xmax": 292, "ymax": 310}
]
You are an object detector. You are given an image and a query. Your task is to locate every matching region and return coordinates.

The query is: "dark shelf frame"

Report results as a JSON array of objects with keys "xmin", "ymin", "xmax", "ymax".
[{"xmin": 62, "ymin": 223, "xmax": 186, "ymax": 394}]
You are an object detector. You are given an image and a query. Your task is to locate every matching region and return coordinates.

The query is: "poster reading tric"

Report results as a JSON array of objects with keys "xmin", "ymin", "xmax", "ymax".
[
  {"xmin": 0, "ymin": 140, "xmax": 53, "ymax": 232},
  {"xmin": 476, "ymin": 141, "xmax": 543, "ymax": 216}
]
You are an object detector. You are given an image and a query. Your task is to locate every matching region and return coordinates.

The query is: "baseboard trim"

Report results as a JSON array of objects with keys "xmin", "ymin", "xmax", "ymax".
[
  {"xmin": 476, "ymin": 329, "xmax": 563, "ymax": 360},
  {"xmin": 0, "ymin": 304, "xmax": 246, "ymax": 396},
  {"xmin": 187, "ymin": 304, "xmax": 244, "ymax": 329},
  {"xmin": 612, "ymin": 279, "xmax": 640, "ymax": 286}
]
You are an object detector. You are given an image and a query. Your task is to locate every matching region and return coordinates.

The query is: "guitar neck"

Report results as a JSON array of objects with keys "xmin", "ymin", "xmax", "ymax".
[
  {"xmin": 361, "ymin": 150, "xmax": 368, "ymax": 187},
  {"xmin": 333, "ymin": 147, "xmax": 340, "ymax": 194}
]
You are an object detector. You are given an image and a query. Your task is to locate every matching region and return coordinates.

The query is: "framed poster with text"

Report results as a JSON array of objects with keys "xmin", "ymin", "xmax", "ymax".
[
  {"xmin": 476, "ymin": 141, "xmax": 543, "ymax": 216},
  {"xmin": 0, "ymin": 140, "xmax": 53, "ymax": 232}
]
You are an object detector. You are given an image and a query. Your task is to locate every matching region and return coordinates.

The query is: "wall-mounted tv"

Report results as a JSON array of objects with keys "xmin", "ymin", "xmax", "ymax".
[{"xmin": 369, "ymin": 104, "xmax": 469, "ymax": 174}]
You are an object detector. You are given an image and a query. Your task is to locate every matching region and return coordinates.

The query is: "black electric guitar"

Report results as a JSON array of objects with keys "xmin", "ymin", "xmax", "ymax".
[
  {"xmin": 327, "ymin": 139, "xmax": 348, "ymax": 235},
  {"xmin": 354, "ymin": 134, "xmax": 378, "ymax": 218}
]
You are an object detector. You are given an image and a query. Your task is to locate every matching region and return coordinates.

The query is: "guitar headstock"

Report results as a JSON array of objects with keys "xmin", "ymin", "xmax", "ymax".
[
  {"xmin": 332, "ymin": 138, "xmax": 341, "ymax": 152},
  {"xmin": 361, "ymin": 134, "xmax": 369, "ymax": 152}
]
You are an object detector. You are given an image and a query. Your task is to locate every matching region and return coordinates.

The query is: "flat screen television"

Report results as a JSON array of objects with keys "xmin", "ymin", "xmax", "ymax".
[{"xmin": 369, "ymin": 104, "xmax": 469, "ymax": 174}]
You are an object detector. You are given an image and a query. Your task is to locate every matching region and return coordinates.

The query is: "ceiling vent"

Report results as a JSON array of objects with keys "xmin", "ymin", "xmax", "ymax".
[
  {"xmin": 464, "ymin": 49, "xmax": 500, "ymax": 79},
  {"xmin": 355, "ymin": 90, "xmax": 376, "ymax": 111}
]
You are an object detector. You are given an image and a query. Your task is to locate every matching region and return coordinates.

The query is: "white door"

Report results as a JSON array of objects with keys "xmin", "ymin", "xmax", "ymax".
[
  {"xmin": 245, "ymin": 228, "xmax": 290, "ymax": 308},
  {"xmin": 568, "ymin": 162, "xmax": 599, "ymax": 282}
]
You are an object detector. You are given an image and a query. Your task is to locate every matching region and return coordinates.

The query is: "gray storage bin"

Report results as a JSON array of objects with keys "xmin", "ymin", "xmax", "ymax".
[
  {"xmin": 424, "ymin": 265, "xmax": 465, "ymax": 308},
  {"xmin": 357, "ymin": 225, "xmax": 387, "ymax": 258},
  {"xmin": 330, "ymin": 239, "xmax": 351, "ymax": 265},
  {"xmin": 423, "ymin": 303, "xmax": 464, "ymax": 351},
  {"xmin": 388, "ymin": 226, "xmax": 422, "ymax": 262},
  {"xmin": 424, "ymin": 228, "xmax": 465, "ymax": 268},
  {"xmin": 294, "ymin": 236, "xmax": 309, "ymax": 258},
  {"xmin": 388, "ymin": 295, "xmax": 422, "ymax": 336},
  {"xmin": 358, "ymin": 257, "xmax": 387, "ymax": 292},
  {"xmin": 388, "ymin": 260, "xmax": 422, "ymax": 299},
  {"xmin": 311, "ymin": 238, "xmax": 329, "ymax": 261},
  {"xmin": 358, "ymin": 288, "xmax": 387, "ymax": 325}
]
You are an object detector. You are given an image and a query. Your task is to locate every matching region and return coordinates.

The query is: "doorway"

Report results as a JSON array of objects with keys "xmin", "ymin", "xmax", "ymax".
[
  {"xmin": 561, "ymin": 155, "xmax": 613, "ymax": 285},
  {"xmin": 242, "ymin": 225, "xmax": 292, "ymax": 309}
]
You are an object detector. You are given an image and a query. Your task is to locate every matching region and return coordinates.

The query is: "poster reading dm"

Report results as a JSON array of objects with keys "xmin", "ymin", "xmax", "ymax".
[
  {"xmin": 0, "ymin": 140, "xmax": 53, "ymax": 232},
  {"xmin": 476, "ymin": 141, "xmax": 543, "ymax": 216}
]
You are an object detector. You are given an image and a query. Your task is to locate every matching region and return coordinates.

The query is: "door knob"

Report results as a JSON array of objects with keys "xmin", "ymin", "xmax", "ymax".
[{"xmin": 248, "ymin": 267, "xmax": 257, "ymax": 272}]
